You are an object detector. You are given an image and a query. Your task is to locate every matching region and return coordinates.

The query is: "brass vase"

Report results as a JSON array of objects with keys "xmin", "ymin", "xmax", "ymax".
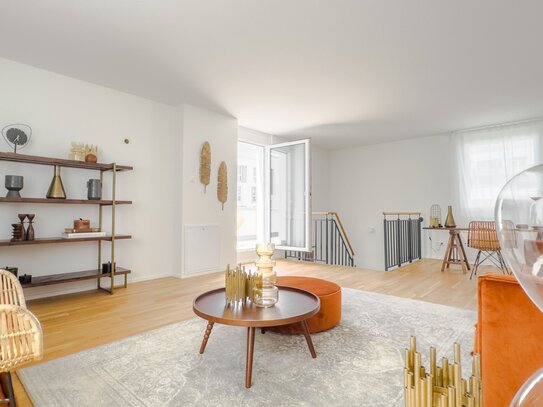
[
  {"xmin": 444, "ymin": 205, "xmax": 456, "ymax": 228},
  {"xmin": 46, "ymin": 165, "xmax": 66, "ymax": 199}
]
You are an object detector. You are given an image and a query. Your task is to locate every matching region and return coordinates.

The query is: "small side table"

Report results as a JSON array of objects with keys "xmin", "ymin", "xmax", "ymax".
[
  {"xmin": 193, "ymin": 286, "xmax": 320, "ymax": 388},
  {"xmin": 424, "ymin": 227, "xmax": 471, "ymax": 273}
]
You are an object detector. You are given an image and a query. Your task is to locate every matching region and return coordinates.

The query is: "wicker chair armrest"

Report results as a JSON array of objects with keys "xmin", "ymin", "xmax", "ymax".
[
  {"xmin": 0, "ymin": 305, "xmax": 43, "ymax": 372},
  {"xmin": 0, "ymin": 269, "xmax": 26, "ymax": 307}
]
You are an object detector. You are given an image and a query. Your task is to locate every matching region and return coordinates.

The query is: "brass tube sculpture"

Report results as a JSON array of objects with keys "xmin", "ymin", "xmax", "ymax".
[
  {"xmin": 225, "ymin": 264, "xmax": 260, "ymax": 306},
  {"xmin": 403, "ymin": 336, "xmax": 483, "ymax": 407}
]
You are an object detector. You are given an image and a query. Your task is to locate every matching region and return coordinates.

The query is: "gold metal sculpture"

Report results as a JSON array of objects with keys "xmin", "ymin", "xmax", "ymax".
[
  {"xmin": 404, "ymin": 336, "xmax": 483, "ymax": 407},
  {"xmin": 225, "ymin": 264, "xmax": 261, "ymax": 306},
  {"xmin": 217, "ymin": 161, "xmax": 228, "ymax": 210},
  {"xmin": 199, "ymin": 141, "xmax": 211, "ymax": 192}
]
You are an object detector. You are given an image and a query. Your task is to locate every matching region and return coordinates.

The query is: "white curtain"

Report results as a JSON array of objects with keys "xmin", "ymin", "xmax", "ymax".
[{"xmin": 454, "ymin": 120, "xmax": 543, "ymax": 222}]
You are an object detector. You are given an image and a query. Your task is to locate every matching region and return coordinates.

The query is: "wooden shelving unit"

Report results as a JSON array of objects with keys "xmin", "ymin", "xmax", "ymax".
[
  {"xmin": 0, "ymin": 197, "xmax": 132, "ymax": 205},
  {"xmin": 0, "ymin": 152, "xmax": 133, "ymax": 171},
  {"xmin": 21, "ymin": 267, "xmax": 131, "ymax": 288},
  {"xmin": 0, "ymin": 235, "xmax": 132, "ymax": 247},
  {"xmin": 0, "ymin": 152, "xmax": 133, "ymax": 294}
]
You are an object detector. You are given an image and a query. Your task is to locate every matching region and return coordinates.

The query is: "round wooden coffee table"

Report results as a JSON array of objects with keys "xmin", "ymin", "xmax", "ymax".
[{"xmin": 193, "ymin": 286, "xmax": 320, "ymax": 388}]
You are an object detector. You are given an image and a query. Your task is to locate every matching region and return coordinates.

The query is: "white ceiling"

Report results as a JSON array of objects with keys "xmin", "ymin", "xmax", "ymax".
[{"xmin": 1, "ymin": 1, "xmax": 543, "ymax": 149}]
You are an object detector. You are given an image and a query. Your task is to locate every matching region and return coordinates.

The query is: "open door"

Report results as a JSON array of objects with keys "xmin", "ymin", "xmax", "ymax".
[{"xmin": 265, "ymin": 139, "xmax": 311, "ymax": 252}]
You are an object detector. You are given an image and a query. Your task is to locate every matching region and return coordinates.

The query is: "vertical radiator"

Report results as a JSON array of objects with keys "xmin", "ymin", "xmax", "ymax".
[{"xmin": 383, "ymin": 212, "xmax": 423, "ymax": 271}]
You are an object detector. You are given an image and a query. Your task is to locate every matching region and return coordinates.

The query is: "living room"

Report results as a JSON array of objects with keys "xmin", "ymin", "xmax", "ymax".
[{"xmin": 1, "ymin": 2, "xmax": 542, "ymax": 406}]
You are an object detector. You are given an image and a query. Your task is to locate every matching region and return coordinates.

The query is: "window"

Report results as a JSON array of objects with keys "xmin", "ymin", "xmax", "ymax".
[
  {"xmin": 456, "ymin": 121, "xmax": 543, "ymax": 220},
  {"xmin": 237, "ymin": 142, "xmax": 264, "ymax": 250},
  {"xmin": 238, "ymin": 165, "xmax": 247, "ymax": 183},
  {"xmin": 237, "ymin": 137, "xmax": 312, "ymax": 252}
]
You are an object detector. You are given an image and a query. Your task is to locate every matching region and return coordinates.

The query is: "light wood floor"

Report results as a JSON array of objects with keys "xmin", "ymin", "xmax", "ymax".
[{"xmin": 13, "ymin": 259, "xmax": 499, "ymax": 406}]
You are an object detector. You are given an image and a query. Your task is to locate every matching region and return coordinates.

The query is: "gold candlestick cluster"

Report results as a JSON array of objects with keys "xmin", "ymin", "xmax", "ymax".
[
  {"xmin": 225, "ymin": 264, "xmax": 261, "ymax": 306},
  {"xmin": 404, "ymin": 336, "xmax": 483, "ymax": 407}
]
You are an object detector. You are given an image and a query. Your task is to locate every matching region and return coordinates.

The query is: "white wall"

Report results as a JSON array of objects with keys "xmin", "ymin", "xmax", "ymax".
[
  {"xmin": 311, "ymin": 145, "xmax": 330, "ymax": 212},
  {"xmin": 179, "ymin": 105, "xmax": 238, "ymax": 276},
  {"xmin": 329, "ymin": 134, "xmax": 455, "ymax": 270},
  {"xmin": 0, "ymin": 58, "xmax": 179, "ymax": 298}
]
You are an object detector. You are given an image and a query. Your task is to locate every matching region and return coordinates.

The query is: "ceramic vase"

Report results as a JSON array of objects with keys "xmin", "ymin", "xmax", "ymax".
[
  {"xmin": 5, "ymin": 175, "xmax": 23, "ymax": 198},
  {"xmin": 87, "ymin": 179, "xmax": 102, "ymax": 200}
]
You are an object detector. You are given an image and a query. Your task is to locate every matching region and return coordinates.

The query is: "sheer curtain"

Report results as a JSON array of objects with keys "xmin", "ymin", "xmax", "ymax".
[{"xmin": 455, "ymin": 120, "xmax": 543, "ymax": 222}]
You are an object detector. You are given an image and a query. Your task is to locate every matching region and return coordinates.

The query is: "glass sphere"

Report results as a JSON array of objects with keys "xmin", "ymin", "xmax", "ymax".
[
  {"xmin": 496, "ymin": 164, "xmax": 543, "ymax": 406},
  {"xmin": 496, "ymin": 164, "xmax": 543, "ymax": 312}
]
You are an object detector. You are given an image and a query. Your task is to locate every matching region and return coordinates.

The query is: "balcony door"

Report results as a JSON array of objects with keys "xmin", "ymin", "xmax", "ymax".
[{"xmin": 266, "ymin": 139, "xmax": 311, "ymax": 252}]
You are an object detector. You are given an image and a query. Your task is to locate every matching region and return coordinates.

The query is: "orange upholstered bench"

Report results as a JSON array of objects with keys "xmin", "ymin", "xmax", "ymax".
[
  {"xmin": 273, "ymin": 276, "xmax": 342, "ymax": 334},
  {"xmin": 475, "ymin": 274, "xmax": 543, "ymax": 406}
]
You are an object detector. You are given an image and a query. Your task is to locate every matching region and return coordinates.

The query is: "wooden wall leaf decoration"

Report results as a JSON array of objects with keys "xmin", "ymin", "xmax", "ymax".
[
  {"xmin": 217, "ymin": 161, "xmax": 228, "ymax": 210},
  {"xmin": 199, "ymin": 141, "xmax": 211, "ymax": 192}
]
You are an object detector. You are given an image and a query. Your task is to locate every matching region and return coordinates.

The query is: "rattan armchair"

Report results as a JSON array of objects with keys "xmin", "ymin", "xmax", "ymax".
[
  {"xmin": 0, "ymin": 269, "xmax": 43, "ymax": 406},
  {"xmin": 467, "ymin": 221, "xmax": 510, "ymax": 279},
  {"xmin": 0, "ymin": 270, "xmax": 25, "ymax": 308}
]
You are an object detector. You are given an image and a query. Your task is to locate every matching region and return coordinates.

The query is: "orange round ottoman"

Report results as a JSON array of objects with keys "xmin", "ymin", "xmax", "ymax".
[{"xmin": 274, "ymin": 276, "xmax": 341, "ymax": 334}]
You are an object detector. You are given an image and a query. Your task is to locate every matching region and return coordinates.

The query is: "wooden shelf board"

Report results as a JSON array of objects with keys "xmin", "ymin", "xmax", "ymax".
[
  {"xmin": 21, "ymin": 267, "xmax": 131, "ymax": 288},
  {"xmin": 0, "ymin": 152, "xmax": 132, "ymax": 171},
  {"xmin": 0, "ymin": 197, "xmax": 132, "ymax": 205},
  {"xmin": 0, "ymin": 235, "xmax": 131, "ymax": 247}
]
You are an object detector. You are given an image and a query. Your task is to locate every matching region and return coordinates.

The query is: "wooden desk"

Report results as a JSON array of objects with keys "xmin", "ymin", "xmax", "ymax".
[{"xmin": 424, "ymin": 227, "xmax": 471, "ymax": 273}]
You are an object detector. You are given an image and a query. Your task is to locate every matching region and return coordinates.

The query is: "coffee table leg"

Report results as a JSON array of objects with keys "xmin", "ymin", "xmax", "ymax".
[
  {"xmin": 199, "ymin": 321, "xmax": 214, "ymax": 354},
  {"xmin": 246, "ymin": 327, "xmax": 256, "ymax": 388},
  {"xmin": 301, "ymin": 320, "xmax": 317, "ymax": 358}
]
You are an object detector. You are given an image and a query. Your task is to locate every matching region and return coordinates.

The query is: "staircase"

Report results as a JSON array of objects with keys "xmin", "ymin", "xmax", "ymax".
[{"xmin": 285, "ymin": 212, "xmax": 355, "ymax": 267}]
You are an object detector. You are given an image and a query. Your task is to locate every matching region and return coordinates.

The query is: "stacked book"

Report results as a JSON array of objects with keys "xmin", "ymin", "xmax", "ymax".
[{"xmin": 62, "ymin": 228, "xmax": 106, "ymax": 239}]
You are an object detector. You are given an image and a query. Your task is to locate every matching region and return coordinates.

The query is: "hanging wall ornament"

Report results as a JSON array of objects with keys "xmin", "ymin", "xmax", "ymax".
[
  {"xmin": 217, "ymin": 161, "xmax": 228, "ymax": 210},
  {"xmin": 200, "ymin": 141, "xmax": 211, "ymax": 192}
]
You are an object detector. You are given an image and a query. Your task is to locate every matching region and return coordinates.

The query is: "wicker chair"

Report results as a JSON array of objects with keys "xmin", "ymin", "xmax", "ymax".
[
  {"xmin": 0, "ymin": 270, "xmax": 25, "ymax": 308},
  {"xmin": 467, "ymin": 221, "xmax": 510, "ymax": 279},
  {"xmin": 0, "ymin": 269, "xmax": 43, "ymax": 406}
]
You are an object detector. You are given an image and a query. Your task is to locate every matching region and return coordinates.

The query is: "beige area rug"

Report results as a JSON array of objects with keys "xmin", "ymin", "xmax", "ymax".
[{"xmin": 19, "ymin": 288, "xmax": 476, "ymax": 406}]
